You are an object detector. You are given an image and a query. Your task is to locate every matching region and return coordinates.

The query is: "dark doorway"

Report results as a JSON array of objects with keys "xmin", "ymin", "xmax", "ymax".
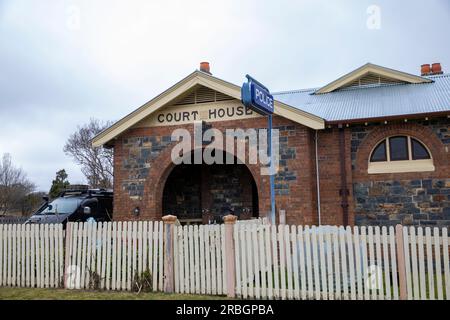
[{"xmin": 162, "ymin": 155, "xmax": 259, "ymax": 224}]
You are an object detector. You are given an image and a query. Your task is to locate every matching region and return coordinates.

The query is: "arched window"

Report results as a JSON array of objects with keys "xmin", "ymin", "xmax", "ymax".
[{"xmin": 368, "ymin": 136, "xmax": 434, "ymax": 174}]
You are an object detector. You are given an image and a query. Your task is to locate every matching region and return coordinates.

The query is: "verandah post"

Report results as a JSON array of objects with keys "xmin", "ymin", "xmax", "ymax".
[
  {"xmin": 224, "ymin": 214, "xmax": 237, "ymax": 298},
  {"xmin": 395, "ymin": 224, "xmax": 408, "ymax": 300},
  {"xmin": 162, "ymin": 215, "xmax": 177, "ymax": 293}
]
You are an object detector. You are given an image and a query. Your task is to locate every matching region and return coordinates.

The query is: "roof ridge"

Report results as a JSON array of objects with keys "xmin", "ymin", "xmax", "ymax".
[{"xmin": 273, "ymin": 87, "xmax": 317, "ymax": 95}]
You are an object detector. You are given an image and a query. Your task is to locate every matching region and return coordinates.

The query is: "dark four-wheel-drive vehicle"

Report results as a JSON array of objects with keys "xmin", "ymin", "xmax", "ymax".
[{"xmin": 25, "ymin": 187, "xmax": 113, "ymax": 226}]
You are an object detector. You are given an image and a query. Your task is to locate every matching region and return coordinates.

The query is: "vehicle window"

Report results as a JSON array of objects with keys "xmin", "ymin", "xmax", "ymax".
[{"xmin": 37, "ymin": 197, "xmax": 81, "ymax": 215}]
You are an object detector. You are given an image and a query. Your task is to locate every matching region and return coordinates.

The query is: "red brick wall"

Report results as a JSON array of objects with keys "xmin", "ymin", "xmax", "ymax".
[{"xmin": 316, "ymin": 128, "xmax": 355, "ymax": 226}]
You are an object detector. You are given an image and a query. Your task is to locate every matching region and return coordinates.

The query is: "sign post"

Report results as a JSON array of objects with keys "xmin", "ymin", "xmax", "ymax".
[{"xmin": 241, "ymin": 75, "xmax": 276, "ymax": 224}]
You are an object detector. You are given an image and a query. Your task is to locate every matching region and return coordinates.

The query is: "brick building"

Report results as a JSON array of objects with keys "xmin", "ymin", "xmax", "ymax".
[{"xmin": 93, "ymin": 62, "xmax": 449, "ymax": 227}]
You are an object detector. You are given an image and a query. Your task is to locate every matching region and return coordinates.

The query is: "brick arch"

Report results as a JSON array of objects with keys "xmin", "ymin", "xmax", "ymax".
[
  {"xmin": 354, "ymin": 123, "xmax": 447, "ymax": 177},
  {"xmin": 141, "ymin": 143, "xmax": 268, "ymax": 219}
]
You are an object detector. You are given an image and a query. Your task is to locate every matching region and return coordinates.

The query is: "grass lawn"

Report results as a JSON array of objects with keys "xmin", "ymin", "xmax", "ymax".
[{"xmin": 0, "ymin": 287, "xmax": 229, "ymax": 300}]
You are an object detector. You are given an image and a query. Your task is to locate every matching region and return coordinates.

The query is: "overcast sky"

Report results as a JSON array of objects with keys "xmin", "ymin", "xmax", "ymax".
[{"xmin": 0, "ymin": 0, "xmax": 449, "ymax": 192}]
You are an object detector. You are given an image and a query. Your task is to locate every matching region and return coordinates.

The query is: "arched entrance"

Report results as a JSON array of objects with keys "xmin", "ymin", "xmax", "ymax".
[{"xmin": 162, "ymin": 151, "xmax": 259, "ymax": 224}]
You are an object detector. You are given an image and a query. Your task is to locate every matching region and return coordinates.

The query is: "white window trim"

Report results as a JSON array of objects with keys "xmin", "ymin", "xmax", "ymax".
[{"xmin": 368, "ymin": 136, "xmax": 435, "ymax": 174}]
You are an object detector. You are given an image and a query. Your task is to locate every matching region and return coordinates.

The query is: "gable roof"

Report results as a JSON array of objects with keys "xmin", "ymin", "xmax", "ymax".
[
  {"xmin": 274, "ymin": 72, "xmax": 450, "ymax": 123},
  {"xmin": 314, "ymin": 63, "xmax": 432, "ymax": 94},
  {"xmin": 92, "ymin": 70, "xmax": 325, "ymax": 147}
]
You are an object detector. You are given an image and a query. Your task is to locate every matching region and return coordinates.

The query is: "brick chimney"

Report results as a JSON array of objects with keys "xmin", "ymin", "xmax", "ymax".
[
  {"xmin": 422, "ymin": 63, "xmax": 443, "ymax": 76},
  {"xmin": 421, "ymin": 64, "xmax": 431, "ymax": 76},
  {"xmin": 431, "ymin": 63, "xmax": 443, "ymax": 75},
  {"xmin": 199, "ymin": 62, "xmax": 211, "ymax": 75}
]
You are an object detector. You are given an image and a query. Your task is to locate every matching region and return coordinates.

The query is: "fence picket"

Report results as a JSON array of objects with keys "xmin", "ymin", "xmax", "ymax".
[
  {"xmin": 278, "ymin": 224, "xmax": 286, "ymax": 300},
  {"xmin": 409, "ymin": 227, "xmax": 419, "ymax": 300},
  {"xmin": 215, "ymin": 226, "xmax": 222, "ymax": 296},
  {"xmin": 44, "ymin": 224, "xmax": 50, "ymax": 288},
  {"xmin": 194, "ymin": 225, "xmax": 200, "ymax": 295},
  {"xmin": 353, "ymin": 227, "xmax": 362, "ymax": 300},
  {"xmin": 152, "ymin": 222, "xmax": 158, "ymax": 292},
  {"xmin": 178, "ymin": 226, "xmax": 184, "ymax": 294},
  {"xmin": 138, "ymin": 222, "xmax": 143, "ymax": 278},
  {"xmin": 298, "ymin": 226, "xmax": 307, "ymax": 300},
  {"xmin": 381, "ymin": 227, "xmax": 391, "ymax": 300},
  {"xmin": 119, "ymin": 221, "xmax": 126, "ymax": 290},
  {"xmin": 271, "ymin": 225, "xmax": 280, "ymax": 299},
  {"xmin": 317, "ymin": 228, "xmax": 327, "ymax": 300},
  {"xmin": 284, "ymin": 225, "xmax": 293, "ymax": 300},
  {"xmin": 360, "ymin": 227, "xmax": 369, "ymax": 300},
  {"xmin": 374, "ymin": 226, "xmax": 384, "ymax": 299},
  {"xmin": 425, "ymin": 227, "xmax": 434, "ymax": 300},
  {"xmin": 203, "ymin": 226, "xmax": 209, "ymax": 295},
  {"xmin": 389, "ymin": 226, "xmax": 399, "ymax": 300},
  {"xmin": 111, "ymin": 222, "xmax": 117, "ymax": 291},
  {"xmin": 131, "ymin": 221, "xmax": 137, "ymax": 290},
  {"xmin": 245, "ymin": 225, "xmax": 253, "ymax": 298},
  {"xmin": 49, "ymin": 224, "xmax": 55, "ymax": 288},
  {"xmin": 241, "ymin": 226, "xmax": 248, "ymax": 298},
  {"xmin": 265, "ymin": 225, "xmax": 273, "ymax": 300},
  {"xmin": 291, "ymin": 225, "xmax": 300, "ymax": 300},
  {"xmin": 402, "ymin": 226, "xmax": 412, "ymax": 300},
  {"xmin": 188, "ymin": 225, "xmax": 195, "ymax": 294},
  {"xmin": 346, "ymin": 226, "xmax": 356, "ymax": 300},
  {"xmin": 147, "ymin": 221, "xmax": 153, "ymax": 291},
  {"xmin": 258, "ymin": 224, "xmax": 266, "ymax": 299},
  {"xmin": 311, "ymin": 226, "xmax": 321, "ymax": 300},
  {"xmin": 12, "ymin": 224, "xmax": 17, "ymax": 287},
  {"xmin": 158, "ymin": 222, "xmax": 163, "ymax": 291},
  {"xmin": 221, "ymin": 224, "xmax": 226, "ymax": 294},
  {"xmin": 234, "ymin": 225, "xmax": 241, "ymax": 298},
  {"xmin": 339, "ymin": 226, "xmax": 348, "ymax": 300},
  {"xmin": 367, "ymin": 226, "xmax": 376, "ymax": 300},
  {"xmin": 304, "ymin": 226, "xmax": 314, "ymax": 299},
  {"xmin": 433, "ymin": 228, "xmax": 443, "ymax": 300},
  {"xmin": 29, "ymin": 225, "xmax": 35, "ymax": 288},
  {"xmin": 442, "ymin": 228, "xmax": 450, "ymax": 300},
  {"xmin": 21, "ymin": 224, "xmax": 26, "ymax": 287}
]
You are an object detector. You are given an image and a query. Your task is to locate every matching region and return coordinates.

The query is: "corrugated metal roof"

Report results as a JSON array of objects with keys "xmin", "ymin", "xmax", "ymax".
[{"xmin": 273, "ymin": 74, "xmax": 450, "ymax": 122}]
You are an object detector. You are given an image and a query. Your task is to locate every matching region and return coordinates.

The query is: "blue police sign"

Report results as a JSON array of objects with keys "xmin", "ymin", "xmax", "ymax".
[{"xmin": 241, "ymin": 75, "xmax": 274, "ymax": 115}]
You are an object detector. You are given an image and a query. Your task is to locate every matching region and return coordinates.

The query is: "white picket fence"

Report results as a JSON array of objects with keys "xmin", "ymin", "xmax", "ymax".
[
  {"xmin": 233, "ymin": 224, "xmax": 449, "ymax": 300},
  {"xmin": 65, "ymin": 221, "xmax": 164, "ymax": 291},
  {"xmin": 0, "ymin": 224, "xmax": 64, "ymax": 288},
  {"xmin": 173, "ymin": 224, "xmax": 226, "ymax": 295},
  {"xmin": 0, "ymin": 221, "xmax": 449, "ymax": 300}
]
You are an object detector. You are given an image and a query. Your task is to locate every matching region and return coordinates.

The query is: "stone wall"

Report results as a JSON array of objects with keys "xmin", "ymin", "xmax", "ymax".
[
  {"xmin": 354, "ymin": 179, "xmax": 450, "ymax": 227},
  {"xmin": 351, "ymin": 118, "xmax": 450, "ymax": 227},
  {"xmin": 121, "ymin": 135, "xmax": 172, "ymax": 199}
]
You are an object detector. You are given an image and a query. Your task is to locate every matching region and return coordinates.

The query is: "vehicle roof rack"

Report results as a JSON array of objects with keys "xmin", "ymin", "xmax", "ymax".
[{"xmin": 59, "ymin": 186, "xmax": 113, "ymax": 197}]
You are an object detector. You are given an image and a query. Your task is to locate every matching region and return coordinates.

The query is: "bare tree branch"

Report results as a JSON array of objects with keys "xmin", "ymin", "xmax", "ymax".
[
  {"xmin": 0, "ymin": 153, "xmax": 36, "ymax": 215},
  {"xmin": 64, "ymin": 118, "xmax": 114, "ymax": 189}
]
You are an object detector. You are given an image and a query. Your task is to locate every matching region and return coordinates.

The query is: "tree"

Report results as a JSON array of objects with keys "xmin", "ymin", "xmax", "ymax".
[
  {"xmin": 64, "ymin": 118, "xmax": 113, "ymax": 189},
  {"xmin": 49, "ymin": 169, "xmax": 70, "ymax": 199},
  {"xmin": 0, "ymin": 153, "xmax": 35, "ymax": 215},
  {"xmin": 21, "ymin": 191, "xmax": 47, "ymax": 216}
]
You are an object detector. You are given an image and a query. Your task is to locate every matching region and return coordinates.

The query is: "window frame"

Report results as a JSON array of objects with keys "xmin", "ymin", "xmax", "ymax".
[{"xmin": 368, "ymin": 135, "xmax": 434, "ymax": 174}]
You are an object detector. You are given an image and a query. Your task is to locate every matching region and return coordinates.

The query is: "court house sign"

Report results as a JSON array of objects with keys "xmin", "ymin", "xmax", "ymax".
[{"xmin": 135, "ymin": 101, "xmax": 262, "ymax": 127}]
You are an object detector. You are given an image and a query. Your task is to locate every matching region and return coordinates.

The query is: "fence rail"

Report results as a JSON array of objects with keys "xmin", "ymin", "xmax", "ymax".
[{"xmin": 0, "ymin": 220, "xmax": 448, "ymax": 300}]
